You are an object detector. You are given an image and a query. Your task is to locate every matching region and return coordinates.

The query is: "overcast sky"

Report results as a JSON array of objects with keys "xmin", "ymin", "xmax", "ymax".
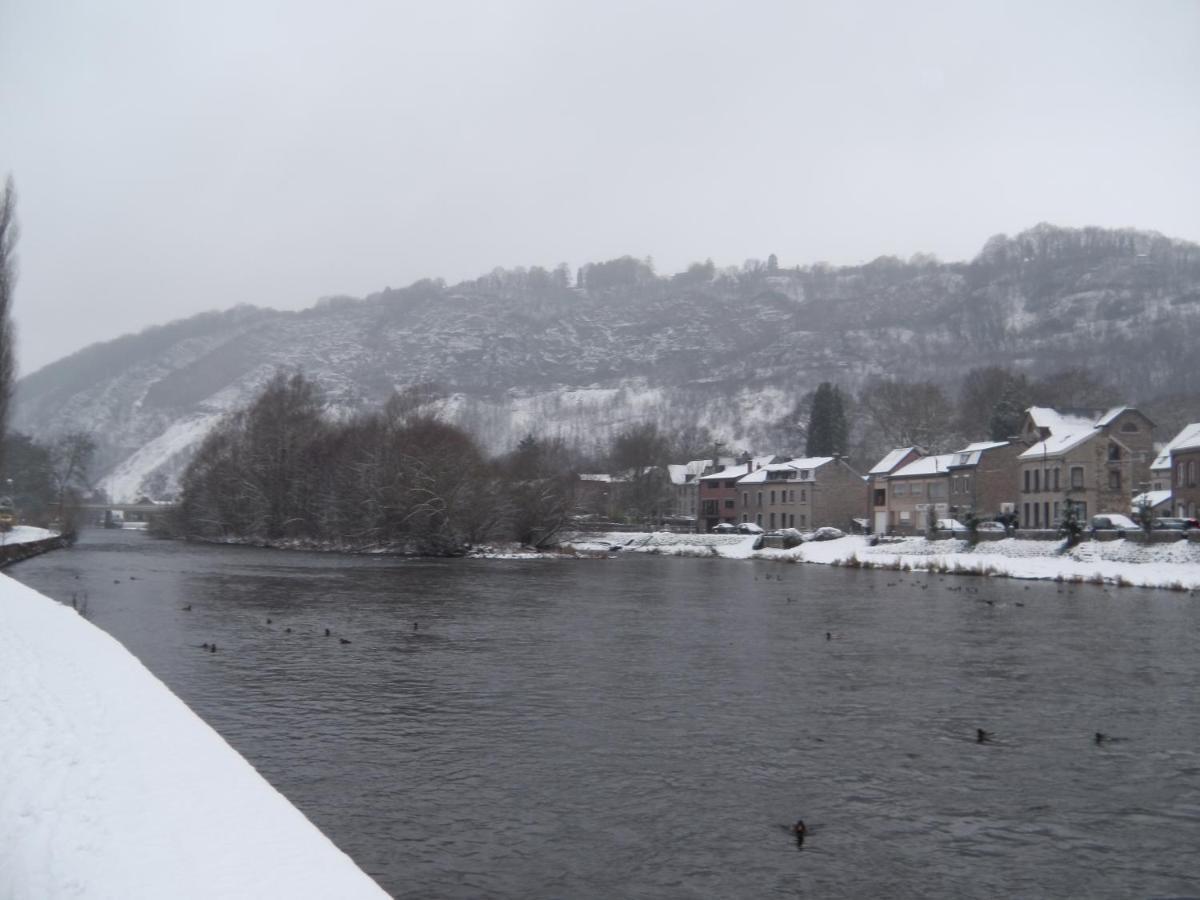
[{"xmin": 1, "ymin": 0, "xmax": 1197, "ymax": 374}]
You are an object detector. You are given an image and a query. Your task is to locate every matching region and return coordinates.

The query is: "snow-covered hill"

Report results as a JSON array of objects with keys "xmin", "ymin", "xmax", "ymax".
[{"xmin": 14, "ymin": 224, "xmax": 1200, "ymax": 501}]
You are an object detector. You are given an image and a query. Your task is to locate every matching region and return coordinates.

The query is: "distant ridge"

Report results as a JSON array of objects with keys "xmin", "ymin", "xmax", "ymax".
[{"xmin": 14, "ymin": 224, "xmax": 1200, "ymax": 501}]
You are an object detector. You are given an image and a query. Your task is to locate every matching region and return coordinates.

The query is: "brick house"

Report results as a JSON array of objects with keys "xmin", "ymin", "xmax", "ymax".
[
  {"xmin": 735, "ymin": 456, "xmax": 864, "ymax": 532},
  {"xmin": 867, "ymin": 447, "xmax": 923, "ymax": 535},
  {"xmin": 945, "ymin": 440, "xmax": 1025, "ymax": 522},
  {"xmin": 1016, "ymin": 406, "xmax": 1155, "ymax": 529},
  {"xmin": 666, "ymin": 459, "xmax": 716, "ymax": 521},
  {"xmin": 881, "ymin": 452, "xmax": 957, "ymax": 534},
  {"xmin": 697, "ymin": 456, "xmax": 777, "ymax": 532},
  {"xmin": 1147, "ymin": 422, "xmax": 1200, "ymax": 511}
]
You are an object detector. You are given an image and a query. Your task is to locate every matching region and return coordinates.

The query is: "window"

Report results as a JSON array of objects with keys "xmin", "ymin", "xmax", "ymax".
[
  {"xmin": 702, "ymin": 500, "xmax": 718, "ymax": 515},
  {"xmin": 1034, "ymin": 503, "xmax": 1040, "ymax": 527},
  {"xmin": 742, "ymin": 514, "xmax": 748, "ymax": 522},
  {"xmin": 1121, "ymin": 421, "xmax": 1139, "ymax": 433},
  {"xmin": 769, "ymin": 513, "xmax": 776, "ymax": 529},
  {"xmin": 725, "ymin": 480, "xmax": 737, "ymax": 489},
  {"xmin": 757, "ymin": 491, "xmax": 763, "ymax": 507},
  {"xmin": 799, "ymin": 514, "xmax": 806, "ymax": 527},
  {"xmin": 1053, "ymin": 501, "xmax": 1060, "ymax": 524},
  {"xmin": 1108, "ymin": 471, "xmax": 1121, "ymax": 491},
  {"xmin": 801, "ymin": 489, "xmax": 807, "ymax": 502},
  {"xmin": 1053, "ymin": 468, "xmax": 1060, "ymax": 490},
  {"xmin": 1189, "ymin": 461, "xmax": 1197, "ymax": 488},
  {"xmin": 1023, "ymin": 502, "xmax": 1030, "ymax": 528},
  {"xmin": 1024, "ymin": 470, "xmax": 1031, "ymax": 492},
  {"xmin": 1108, "ymin": 444, "xmax": 1121, "ymax": 461},
  {"xmin": 900, "ymin": 511, "xmax": 910, "ymax": 523},
  {"xmin": 770, "ymin": 490, "xmax": 776, "ymax": 505},
  {"xmin": 911, "ymin": 483, "xmax": 924, "ymax": 496},
  {"xmin": 1178, "ymin": 463, "xmax": 1186, "ymax": 488},
  {"xmin": 873, "ymin": 489, "xmax": 886, "ymax": 506},
  {"xmin": 894, "ymin": 483, "xmax": 907, "ymax": 496},
  {"xmin": 756, "ymin": 513, "xmax": 763, "ymax": 526},
  {"xmin": 1034, "ymin": 470, "xmax": 1040, "ymax": 492},
  {"xmin": 724, "ymin": 499, "xmax": 735, "ymax": 509},
  {"xmin": 929, "ymin": 482, "xmax": 945, "ymax": 498},
  {"xmin": 798, "ymin": 470, "xmax": 809, "ymax": 480},
  {"xmin": 1071, "ymin": 467, "xmax": 1084, "ymax": 489},
  {"xmin": 742, "ymin": 491, "xmax": 748, "ymax": 507},
  {"xmin": 789, "ymin": 490, "xmax": 795, "ymax": 502}
]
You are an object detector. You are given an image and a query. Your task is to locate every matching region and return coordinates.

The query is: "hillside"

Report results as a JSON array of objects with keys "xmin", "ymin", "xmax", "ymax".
[{"xmin": 13, "ymin": 224, "xmax": 1200, "ymax": 501}]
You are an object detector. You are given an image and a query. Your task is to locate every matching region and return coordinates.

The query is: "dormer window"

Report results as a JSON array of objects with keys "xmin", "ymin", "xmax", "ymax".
[
  {"xmin": 1120, "ymin": 422, "xmax": 1139, "ymax": 433},
  {"xmin": 1108, "ymin": 444, "xmax": 1121, "ymax": 461}
]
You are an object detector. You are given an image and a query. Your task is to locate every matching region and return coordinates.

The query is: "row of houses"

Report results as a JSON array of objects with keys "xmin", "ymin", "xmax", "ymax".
[{"xmin": 583, "ymin": 405, "xmax": 1200, "ymax": 534}]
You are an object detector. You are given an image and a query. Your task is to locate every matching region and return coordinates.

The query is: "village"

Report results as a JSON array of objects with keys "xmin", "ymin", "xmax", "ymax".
[{"xmin": 575, "ymin": 405, "xmax": 1200, "ymax": 544}]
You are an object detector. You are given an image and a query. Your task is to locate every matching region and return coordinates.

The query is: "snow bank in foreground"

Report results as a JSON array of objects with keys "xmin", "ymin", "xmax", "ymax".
[
  {"xmin": 559, "ymin": 532, "xmax": 1200, "ymax": 590},
  {"xmin": 0, "ymin": 576, "xmax": 387, "ymax": 900}
]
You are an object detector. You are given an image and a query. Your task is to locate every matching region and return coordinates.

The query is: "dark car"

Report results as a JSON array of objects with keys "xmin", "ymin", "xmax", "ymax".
[{"xmin": 1153, "ymin": 517, "xmax": 1200, "ymax": 530}]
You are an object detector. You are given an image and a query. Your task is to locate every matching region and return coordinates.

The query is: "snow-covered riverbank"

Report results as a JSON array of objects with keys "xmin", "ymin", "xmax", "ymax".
[
  {"xmin": 0, "ymin": 575, "xmax": 388, "ymax": 899},
  {"xmin": 558, "ymin": 532, "xmax": 1200, "ymax": 591}
]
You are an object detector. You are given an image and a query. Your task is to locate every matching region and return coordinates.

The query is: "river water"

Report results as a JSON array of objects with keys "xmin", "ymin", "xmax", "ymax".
[{"xmin": 10, "ymin": 528, "xmax": 1200, "ymax": 898}]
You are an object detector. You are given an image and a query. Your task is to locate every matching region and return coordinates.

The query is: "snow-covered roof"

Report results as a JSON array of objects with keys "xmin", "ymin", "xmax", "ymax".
[
  {"xmin": 1152, "ymin": 423, "xmax": 1200, "ymax": 470},
  {"xmin": 667, "ymin": 459, "xmax": 711, "ymax": 485},
  {"xmin": 698, "ymin": 455, "xmax": 775, "ymax": 482},
  {"xmin": 869, "ymin": 447, "xmax": 917, "ymax": 475},
  {"xmin": 948, "ymin": 441, "xmax": 1009, "ymax": 469},
  {"xmin": 1026, "ymin": 406, "xmax": 1096, "ymax": 435},
  {"xmin": 736, "ymin": 457, "xmax": 834, "ymax": 484},
  {"xmin": 1131, "ymin": 489, "xmax": 1172, "ymax": 510},
  {"xmin": 1094, "ymin": 406, "xmax": 1131, "ymax": 427},
  {"xmin": 1018, "ymin": 426, "xmax": 1100, "ymax": 460},
  {"xmin": 890, "ymin": 453, "xmax": 957, "ymax": 479},
  {"xmin": 579, "ymin": 473, "xmax": 615, "ymax": 483}
]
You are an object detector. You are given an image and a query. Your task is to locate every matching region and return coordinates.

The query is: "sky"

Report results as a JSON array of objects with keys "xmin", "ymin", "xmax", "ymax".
[{"xmin": 1, "ymin": 0, "xmax": 1197, "ymax": 375}]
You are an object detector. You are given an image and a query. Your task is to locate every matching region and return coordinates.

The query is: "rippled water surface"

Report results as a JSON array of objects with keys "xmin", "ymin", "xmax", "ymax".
[{"xmin": 11, "ymin": 529, "xmax": 1200, "ymax": 898}]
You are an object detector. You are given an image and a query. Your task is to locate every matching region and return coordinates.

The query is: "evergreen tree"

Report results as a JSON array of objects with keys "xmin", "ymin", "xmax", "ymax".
[{"xmin": 805, "ymin": 383, "xmax": 847, "ymax": 456}]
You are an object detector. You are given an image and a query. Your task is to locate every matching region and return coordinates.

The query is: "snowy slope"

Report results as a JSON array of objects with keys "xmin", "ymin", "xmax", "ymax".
[
  {"xmin": 14, "ymin": 224, "xmax": 1200, "ymax": 501},
  {"xmin": 0, "ymin": 576, "xmax": 388, "ymax": 899}
]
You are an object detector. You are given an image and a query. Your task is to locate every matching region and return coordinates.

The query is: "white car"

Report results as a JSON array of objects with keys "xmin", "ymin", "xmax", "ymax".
[
  {"xmin": 935, "ymin": 518, "xmax": 968, "ymax": 533},
  {"xmin": 1091, "ymin": 513, "xmax": 1138, "ymax": 531},
  {"xmin": 736, "ymin": 522, "xmax": 765, "ymax": 535},
  {"xmin": 975, "ymin": 521, "xmax": 1007, "ymax": 533}
]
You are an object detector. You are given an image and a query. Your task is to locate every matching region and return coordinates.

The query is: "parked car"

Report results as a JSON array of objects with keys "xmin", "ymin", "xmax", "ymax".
[
  {"xmin": 975, "ymin": 521, "xmax": 1007, "ymax": 533},
  {"xmin": 710, "ymin": 522, "xmax": 737, "ymax": 534},
  {"xmin": 1091, "ymin": 513, "xmax": 1138, "ymax": 531},
  {"xmin": 807, "ymin": 526, "xmax": 845, "ymax": 541},
  {"xmin": 736, "ymin": 522, "xmax": 765, "ymax": 535},
  {"xmin": 1152, "ymin": 517, "xmax": 1200, "ymax": 531},
  {"xmin": 934, "ymin": 518, "xmax": 967, "ymax": 533}
]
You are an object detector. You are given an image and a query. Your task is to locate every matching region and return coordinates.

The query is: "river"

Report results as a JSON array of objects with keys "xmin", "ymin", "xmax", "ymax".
[{"xmin": 9, "ymin": 528, "xmax": 1200, "ymax": 898}]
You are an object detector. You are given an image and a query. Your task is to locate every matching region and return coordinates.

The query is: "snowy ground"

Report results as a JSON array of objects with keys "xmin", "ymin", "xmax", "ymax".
[
  {"xmin": 0, "ymin": 576, "xmax": 388, "ymax": 899},
  {"xmin": 558, "ymin": 532, "xmax": 1200, "ymax": 591},
  {"xmin": 2, "ymin": 525, "xmax": 58, "ymax": 546}
]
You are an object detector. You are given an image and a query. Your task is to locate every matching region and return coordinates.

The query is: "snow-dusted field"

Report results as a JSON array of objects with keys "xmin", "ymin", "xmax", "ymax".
[
  {"xmin": 0, "ymin": 575, "xmax": 388, "ymax": 899},
  {"xmin": 559, "ymin": 532, "xmax": 1200, "ymax": 591},
  {"xmin": 3, "ymin": 525, "xmax": 58, "ymax": 546}
]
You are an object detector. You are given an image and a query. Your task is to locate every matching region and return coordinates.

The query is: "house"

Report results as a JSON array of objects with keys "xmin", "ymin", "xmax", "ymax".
[
  {"xmin": 1166, "ymin": 425, "xmax": 1200, "ymax": 517},
  {"xmin": 666, "ymin": 458, "xmax": 730, "ymax": 521},
  {"xmin": 880, "ymin": 452, "xmax": 957, "ymax": 534},
  {"xmin": 866, "ymin": 447, "xmax": 922, "ymax": 534},
  {"xmin": 697, "ymin": 455, "xmax": 778, "ymax": 532},
  {"xmin": 1146, "ymin": 422, "xmax": 1200, "ymax": 511},
  {"xmin": 1015, "ymin": 406, "xmax": 1155, "ymax": 529},
  {"xmin": 945, "ymin": 440, "xmax": 1025, "ymax": 522},
  {"xmin": 735, "ymin": 456, "xmax": 864, "ymax": 532}
]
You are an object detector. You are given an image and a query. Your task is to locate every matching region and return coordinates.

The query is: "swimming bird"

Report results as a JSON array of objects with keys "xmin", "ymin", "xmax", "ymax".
[
  {"xmin": 266, "ymin": 617, "xmax": 272, "ymax": 624},
  {"xmin": 791, "ymin": 820, "xmax": 808, "ymax": 844},
  {"xmin": 325, "ymin": 628, "xmax": 331, "ymax": 637},
  {"xmin": 413, "ymin": 622, "xmax": 420, "ymax": 632},
  {"xmin": 825, "ymin": 632, "xmax": 832, "ymax": 641},
  {"xmin": 339, "ymin": 637, "xmax": 352, "ymax": 645},
  {"xmin": 183, "ymin": 604, "xmax": 192, "ymax": 611},
  {"xmin": 210, "ymin": 643, "xmax": 217, "ymax": 653},
  {"xmin": 976, "ymin": 728, "xmax": 993, "ymax": 743}
]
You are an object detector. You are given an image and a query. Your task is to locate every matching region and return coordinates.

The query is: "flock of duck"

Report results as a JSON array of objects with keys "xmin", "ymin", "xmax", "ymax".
[{"xmin": 182, "ymin": 604, "xmax": 422, "ymax": 653}]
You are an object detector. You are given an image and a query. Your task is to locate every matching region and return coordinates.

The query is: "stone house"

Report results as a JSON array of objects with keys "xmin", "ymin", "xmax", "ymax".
[
  {"xmin": 1168, "ymin": 428, "xmax": 1200, "ymax": 517},
  {"xmin": 1147, "ymin": 422, "xmax": 1200, "ymax": 511},
  {"xmin": 735, "ymin": 456, "xmax": 864, "ymax": 532},
  {"xmin": 1016, "ymin": 406, "xmax": 1155, "ymax": 529}
]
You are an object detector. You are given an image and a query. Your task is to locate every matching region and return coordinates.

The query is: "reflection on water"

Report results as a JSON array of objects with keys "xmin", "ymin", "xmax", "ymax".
[{"xmin": 11, "ymin": 529, "xmax": 1200, "ymax": 899}]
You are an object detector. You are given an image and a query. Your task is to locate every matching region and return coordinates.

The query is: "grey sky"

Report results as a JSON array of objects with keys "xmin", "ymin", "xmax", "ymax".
[{"xmin": 2, "ymin": 0, "xmax": 1197, "ymax": 375}]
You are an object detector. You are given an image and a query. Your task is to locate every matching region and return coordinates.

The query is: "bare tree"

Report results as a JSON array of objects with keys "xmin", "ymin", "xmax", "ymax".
[{"xmin": 50, "ymin": 432, "xmax": 96, "ymax": 529}]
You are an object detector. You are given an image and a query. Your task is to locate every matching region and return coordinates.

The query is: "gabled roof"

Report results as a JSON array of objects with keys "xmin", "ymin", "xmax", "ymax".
[
  {"xmin": 869, "ymin": 447, "xmax": 917, "ymax": 475},
  {"xmin": 697, "ymin": 455, "xmax": 775, "ymax": 482},
  {"xmin": 1025, "ymin": 406, "xmax": 1095, "ymax": 436},
  {"xmin": 1152, "ymin": 423, "xmax": 1200, "ymax": 470},
  {"xmin": 890, "ymin": 453, "xmax": 957, "ymax": 479}
]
